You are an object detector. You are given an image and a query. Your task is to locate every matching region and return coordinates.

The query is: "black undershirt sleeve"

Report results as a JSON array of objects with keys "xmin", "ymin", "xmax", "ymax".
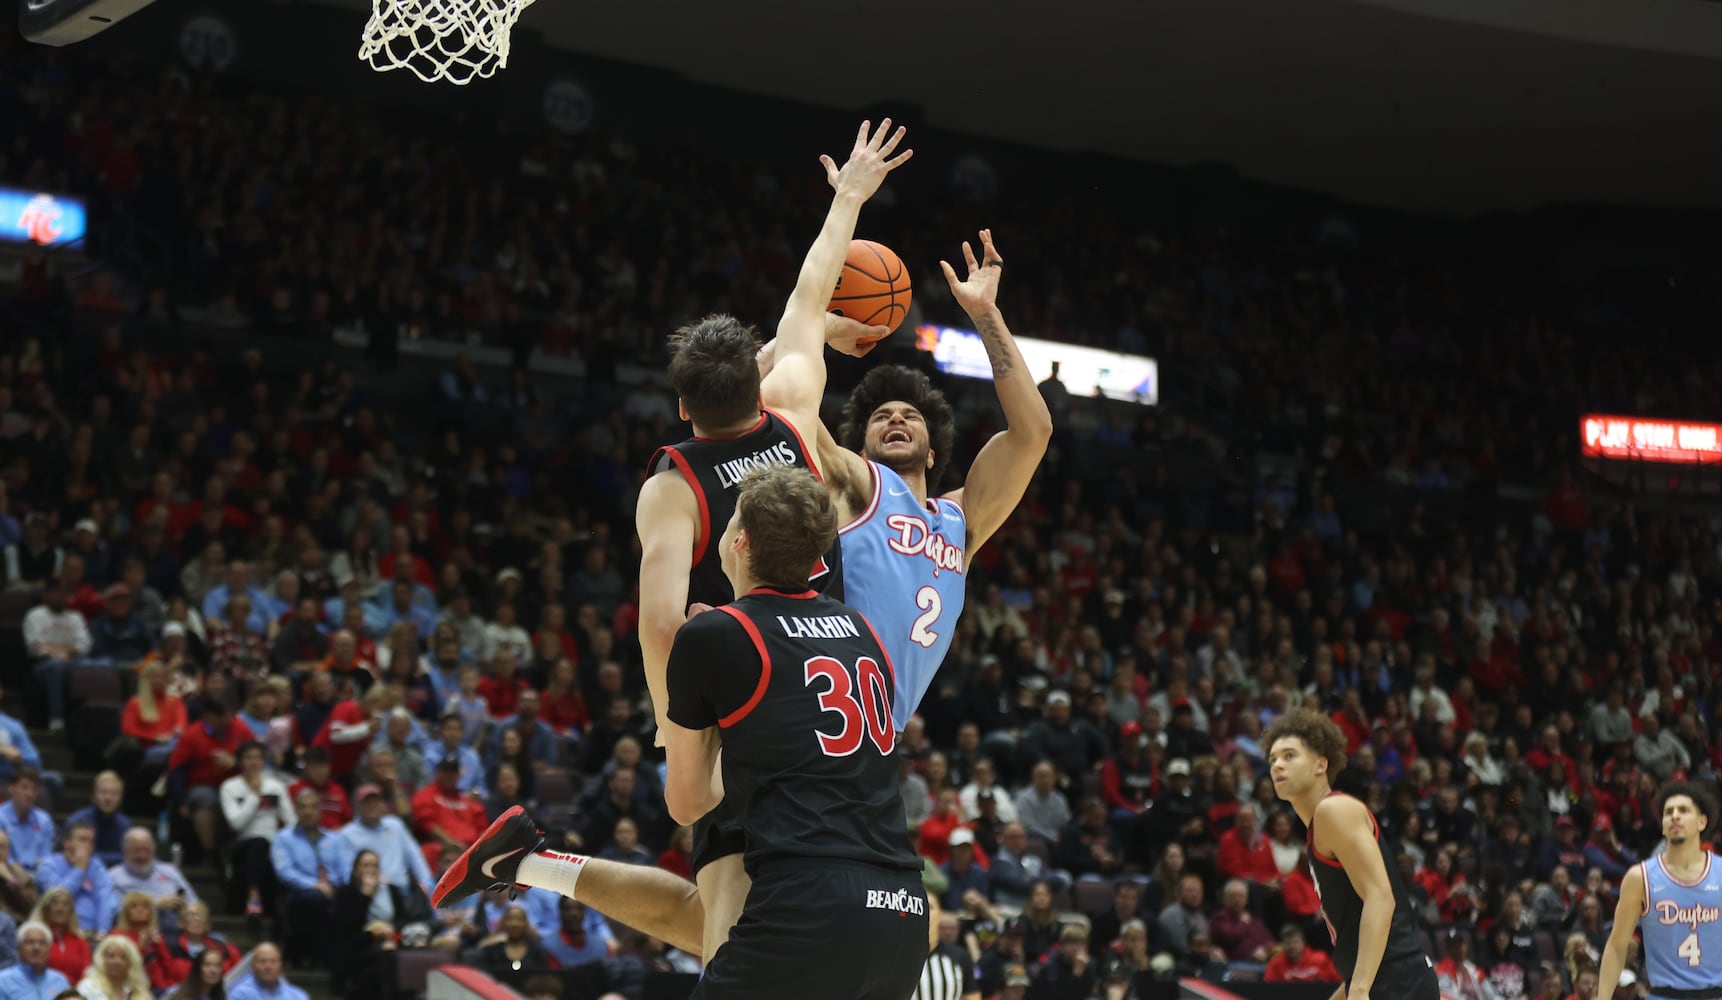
[{"xmin": 665, "ymin": 610, "xmax": 763, "ymax": 730}]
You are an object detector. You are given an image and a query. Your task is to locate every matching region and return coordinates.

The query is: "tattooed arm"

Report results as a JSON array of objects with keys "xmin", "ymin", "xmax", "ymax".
[{"xmin": 938, "ymin": 230, "xmax": 1052, "ymax": 562}]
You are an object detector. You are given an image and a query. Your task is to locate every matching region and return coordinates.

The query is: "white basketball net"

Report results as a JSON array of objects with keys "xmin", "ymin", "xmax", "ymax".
[{"xmin": 359, "ymin": 0, "xmax": 538, "ymax": 85}]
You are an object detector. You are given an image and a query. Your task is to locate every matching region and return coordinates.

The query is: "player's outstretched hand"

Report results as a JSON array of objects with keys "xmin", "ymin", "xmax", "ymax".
[
  {"xmin": 821, "ymin": 119, "xmax": 912, "ymax": 201},
  {"xmin": 940, "ymin": 229, "xmax": 1004, "ymax": 317},
  {"xmin": 825, "ymin": 314, "xmax": 890, "ymax": 358},
  {"xmin": 687, "ymin": 602, "xmax": 716, "ymax": 620}
]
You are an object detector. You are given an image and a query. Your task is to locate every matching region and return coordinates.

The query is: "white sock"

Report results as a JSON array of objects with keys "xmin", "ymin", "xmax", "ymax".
[{"xmin": 517, "ymin": 851, "xmax": 589, "ymax": 898}]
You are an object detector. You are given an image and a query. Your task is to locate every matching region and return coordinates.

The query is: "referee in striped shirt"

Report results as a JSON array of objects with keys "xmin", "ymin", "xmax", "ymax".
[{"xmin": 916, "ymin": 894, "xmax": 980, "ymax": 1000}]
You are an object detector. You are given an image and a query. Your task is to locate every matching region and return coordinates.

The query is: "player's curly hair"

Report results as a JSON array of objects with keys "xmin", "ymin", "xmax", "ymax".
[
  {"xmin": 1656, "ymin": 780, "xmax": 1719, "ymax": 831},
  {"xmin": 838, "ymin": 364, "xmax": 957, "ymax": 492},
  {"xmin": 1262, "ymin": 708, "xmax": 1349, "ymax": 777},
  {"xmin": 667, "ymin": 315, "xmax": 762, "ymax": 430}
]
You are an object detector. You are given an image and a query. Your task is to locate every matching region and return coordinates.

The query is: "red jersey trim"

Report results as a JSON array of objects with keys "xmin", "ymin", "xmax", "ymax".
[
  {"xmin": 715, "ymin": 606, "xmax": 771, "ymax": 729},
  {"xmin": 657, "ymin": 449, "xmax": 712, "ymax": 566},
  {"xmin": 689, "ymin": 413, "xmax": 767, "ymax": 444},
  {"xmin": 744, "ymin": 588, "xmax": 817, "ymax": 600},
  {"xmin": 763, "ymin": 407, "xmax": 822, "ymax": 482},
  {"xmin": 1658, "ymin": 852, "xmax": 1712, "ymax": 888},
  {"xmin": 838, "ymin": 461, "xmax": 884, "ymax": 537},
  {"xmin": 1307, "ymin": 790, "xmax": 1375, "ymax": 869}
]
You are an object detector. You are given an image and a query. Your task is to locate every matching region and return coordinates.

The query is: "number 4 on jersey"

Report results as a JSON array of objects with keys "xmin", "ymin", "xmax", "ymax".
[
  {"xmin": 804, "ymin": 655, "xmax": 894, "ymax": 757},
  {"xmin": 1679, "ymin": 930, "xmax": 1701, "ymax": 966}
]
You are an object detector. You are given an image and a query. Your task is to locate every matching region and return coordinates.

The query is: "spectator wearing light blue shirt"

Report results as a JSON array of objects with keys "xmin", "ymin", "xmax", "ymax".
[
  {"xmin": 469, "ymin": 885, "xmax": 561, "ymax": 942},
  {"xmin": 227, "ymin": 943, "xmax": 310, "ymax": 1000},
  {"xmin": 539, "ymin": 896, "xmax": 616, "ymax": 970},
  {"xmin": 427, "ymin": 714, "xmax": 487, "ymax": 797},
  {"xmin": 490, "ymin": 691, "xmax": 562, "ymax": 772},
  {"xmin": 200, "ymin": 561, "xmax": 274, "ymax": 636},
  {"xmin": 0, "ymin": 910, "xmax": 16, "ymax": 970},
  {"xmin": 107, "ymin": 828, "xmax": 199, "ymax": 940},
  {"xmin": 323, "ymin": 577, "xmax": 388, "ymax": 639},
  {"xmin": 274, "ymin": 788, "xmax": 353, "ymax": 966},
  {"xmin": 338, "ymin": 787, "xmax": 434, "ymax": 898},
  {"xmin": 378, "ymin": 580, "xmax": 438, "ymax": 643},
  {"xmin": 371, "ymin": 708, "xmax": 436, "ymax": 762},
  {"xmin": 0, "ymin": 922, "xmax": 70, "ymax": 998},
  {"xmin": 34, "ymin": 821, "xmax": 116, "ymax": 934},
  {"xmin": 0, "ymin": 700, "xmax": 45, "ymax": 788},
  {"xmin": 0, "ymin": 770, "xmax": 54, "ymax": 871}
]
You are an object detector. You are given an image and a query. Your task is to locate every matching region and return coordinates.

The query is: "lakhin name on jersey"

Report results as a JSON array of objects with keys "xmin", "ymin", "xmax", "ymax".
[
  {"xmin": 714, "ymin": 442, "xmax": 799, "ymax": 488},
  {"xmin": 865, "ymin": 889, "xmax": 925, "ymax": 916},
  {"xmin": 777, "ymin": 615, "xmax": 861, "ymax": 640}
]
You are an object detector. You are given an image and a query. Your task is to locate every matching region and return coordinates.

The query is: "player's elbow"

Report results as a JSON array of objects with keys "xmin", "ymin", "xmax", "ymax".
[{"xmin": 665, "ymin": 782, "xmax": 712, "ymax": 828}]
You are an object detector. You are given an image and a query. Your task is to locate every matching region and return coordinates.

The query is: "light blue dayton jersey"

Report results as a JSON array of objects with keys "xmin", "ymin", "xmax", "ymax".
[
  {"xmin": 839, "ymin": 461, "xmax": 968, "ymax": 731},
  {"xmin": 1639, "ymin": 852, "xmax": 1722, "ymax": 993}
]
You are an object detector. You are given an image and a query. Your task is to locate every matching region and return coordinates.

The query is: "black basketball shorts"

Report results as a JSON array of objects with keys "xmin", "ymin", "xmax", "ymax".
[
  {"xmin": 1365, "ymin": 951, "xmax": 1441, "ymax": 1000},
  {"xmin": 691, "ymin": 859, "xmax": 929, "ymax": 1000},
  {"xmin": 691, "ymin": 798, "xmax": 748, "ymax": 874}
]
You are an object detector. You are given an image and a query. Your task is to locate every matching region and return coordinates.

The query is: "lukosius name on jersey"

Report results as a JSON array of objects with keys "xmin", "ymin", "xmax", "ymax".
[{"xmin": 713, "ymin": 442, "xmax": 801, "ymax": 488}]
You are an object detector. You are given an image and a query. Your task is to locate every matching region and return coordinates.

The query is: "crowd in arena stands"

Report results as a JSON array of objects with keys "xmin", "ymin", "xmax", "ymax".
[{"xmin": 4, "ymin": 26, "xmax": 1722, "ymax": 1000}]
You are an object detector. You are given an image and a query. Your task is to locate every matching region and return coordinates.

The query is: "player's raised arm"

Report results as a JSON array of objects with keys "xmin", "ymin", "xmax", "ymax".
[
  {"xmin": 937, "ymin": 231, "xmax": 1053, "ymax": 559},
  {"xmin": 636, "ymin": 472, "xmax": 699, "ymax": 741},
  {"xmin": 1316, "ymin": 795, "xmax": 1397, "ymax": 1000},
  {"xmin": 1596, "ymin": 864, "xmax": 1646, "ymax": 999},
  {"xmin": 761, "ymin": 119, "xmax": 911, "ymax": 428}
]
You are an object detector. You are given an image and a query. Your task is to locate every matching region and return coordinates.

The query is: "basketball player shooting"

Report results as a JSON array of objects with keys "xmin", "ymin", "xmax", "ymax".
[
  {"xmin": 1264, "ymin": 709, "xmax": 1439, "ymax": 1000},
  {"xmin": 427, "ymin": 120, "xmax": 911, "ymax": 961},
  {"xmin": 1597, "ymin": 782, "xmax": 1721, "ymax": 1000},
  {"xmin": 761, "ymin": 227, "xmax": 1052, "ymax": 732}
]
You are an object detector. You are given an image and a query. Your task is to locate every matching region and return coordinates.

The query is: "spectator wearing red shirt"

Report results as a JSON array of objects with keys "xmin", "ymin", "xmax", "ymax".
[
  {"xmin": 478, "ymin": 649, "xmax": 529, "ymax": 721},
  {"xmin": 122, "ymin": 660, "xmax": 187, "ymax": 766},
  {"xmin": 379, "ymin": 526, "xmax": 434, "ymax": 589},
  {"xmin": 166, "ymin": 701, "xmax": 255, "ymax": 859},
  {"xmin": 1526, "ymin": 724, "xmax": 1579, "ymax": 791},
  {"xmin": 312, "ymin": 686, "xmax": 386, "ymax": 783},
  {"xmin": 540, "ymin": 658, "xmax": 589, "ymax": 736},
  {"xmin": 1263, "ymin": 926, "xmax": 1340, "ymax": 983},
  {"xmin": 1330, "ymin": 690, "xmax": 1371, "ymax": 755},
  {"xmin": 410, "ymin": 756, "xmax": 488, "ymax": 869},
  {"xmin": 287, "ymin": 747, "xmax": 353, "ymax": 830},
  {"xmin": 1216, "ymin": 804, "xmax": 1280, "ymax": 887},
  {"xmin": 657, "ymin": 825, "xmax": 693, "ymax": 880},
  {"xmin": 60, "ymin": 554, "xmax": 104, "ymax": 620},
  {"xmin": 918, "ymin": 790, "xmax": 969, "ymax": 867}
]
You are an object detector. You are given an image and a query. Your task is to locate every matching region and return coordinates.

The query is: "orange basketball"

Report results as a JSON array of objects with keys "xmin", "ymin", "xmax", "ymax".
[{"xmin": 829, "ymin": 239, "xmax": 912, "ymax": 340}]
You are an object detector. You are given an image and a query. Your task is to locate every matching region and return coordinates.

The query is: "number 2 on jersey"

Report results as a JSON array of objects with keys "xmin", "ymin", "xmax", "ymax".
[
  {"xmin": 804, "ymin": 655, "xmax": 893, "ymax": 757},
  {"xmin": 911, "ymin": 586, "xmax": 942, "ymax": 648},
  {"xmin": 1679, "ymin": 930, "xmax": 1701, "ymax": 966}
]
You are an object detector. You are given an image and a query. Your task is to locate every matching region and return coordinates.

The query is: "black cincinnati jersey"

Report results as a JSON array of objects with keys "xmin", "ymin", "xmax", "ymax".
[
  {"xmin": 648, "ymin": 408, "xmax": 843, "ymax": 608},
  {"xmin": 665, "ymin": 588, "xmax": 919, "ymax": 876},
  {"xmin": 1307, "ymin": 792, "xmax": 1429, "ymax": 984}
]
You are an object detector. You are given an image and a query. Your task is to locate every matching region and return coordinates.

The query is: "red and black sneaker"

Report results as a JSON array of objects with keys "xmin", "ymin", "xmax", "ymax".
[{"xmin": 431, "ymin": 805, "xmax": 546, "ymax": 907}]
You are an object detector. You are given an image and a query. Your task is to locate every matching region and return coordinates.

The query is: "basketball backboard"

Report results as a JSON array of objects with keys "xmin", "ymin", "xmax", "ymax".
[{"xmin": 19, "ymin": 0, "xmax": 159, "ymax": 45}]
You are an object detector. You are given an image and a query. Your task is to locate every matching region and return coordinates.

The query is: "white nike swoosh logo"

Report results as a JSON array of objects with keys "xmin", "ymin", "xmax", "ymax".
[
  {"xmin": 889, "ymin": 488, "xmax": 911, "ymax": 497},
  {"xmin": 480, "ymin": 847, "xmax": 525, "ymax": 880}
]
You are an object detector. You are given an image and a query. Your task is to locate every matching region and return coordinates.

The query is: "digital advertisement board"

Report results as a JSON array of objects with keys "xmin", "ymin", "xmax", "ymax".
[
  {"xmin": 914, "ymin": 324, "xmax": 1158, "ymax": 405},
  {"xmin": 1581, "ymin": 414, "xmax": 1722, "ymax": 465}
]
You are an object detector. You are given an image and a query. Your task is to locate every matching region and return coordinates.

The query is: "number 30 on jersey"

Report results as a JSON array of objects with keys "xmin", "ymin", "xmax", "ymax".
[{"xmin": 804, "ymin": 655, "xmax": 894, "ymax": 757}]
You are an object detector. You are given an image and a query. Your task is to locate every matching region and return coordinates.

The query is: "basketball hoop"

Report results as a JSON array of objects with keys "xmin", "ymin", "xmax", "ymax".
[{"xmin": 358, "ymin": 0, "xmax": 538, "ymax": 85}]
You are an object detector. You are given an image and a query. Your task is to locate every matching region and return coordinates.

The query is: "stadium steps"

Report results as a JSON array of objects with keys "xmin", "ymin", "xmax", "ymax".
[{"xmin": 24, "ymin": 723, "xmax": 338, "ymax": 1000}]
